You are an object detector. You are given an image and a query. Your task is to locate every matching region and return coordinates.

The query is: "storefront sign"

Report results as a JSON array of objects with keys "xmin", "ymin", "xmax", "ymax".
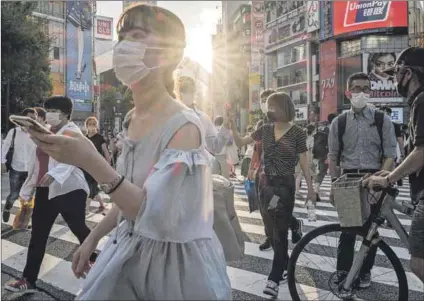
[
  {"xmin": 319, "ymin": 1, "xmax": 333, "ymax": 40},
  {"xmin": 306, "ymin": 1, "xmax": 320, "ymax": 33},
  {"xmin": 250, "ymin": 1, "xmax": 265, "ymax": 111},
  {"xmin": 333, "ymin": 1, "xmax": 408, "ymax": 37},
  {"xmin": 363, "ymin": 52, "xmax": 404, "ymax": 103},
  {"xmin": 264, "ymin": 15, "xmax": 305, "ymax": 48},
  {"xmin": 319, "ymin": 40, "xmax": 338, "ymax": 121},
  {"xmin": 390, "ymin": 107, "xmax": 403, "ymax": 124},
  {"xmin": 295, "ymin": 106, "xmax": 308, "ymax": 121},
  {"xmin": 95, "ymin": 16, "xmax": 113, "ymax": 40}
]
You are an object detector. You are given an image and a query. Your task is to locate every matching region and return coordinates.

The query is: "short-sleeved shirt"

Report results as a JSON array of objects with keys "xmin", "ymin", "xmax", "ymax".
[
  {"xmin": 87, "ymin": 133, "xmax": 105, "ymax": 155},
  {"xmin": 251, "ymin": 124, "xmax": 307, "ymax": 177},
  {"xmin": 407, "ymin": 87, "xmax": 424, "ymax": 199}
]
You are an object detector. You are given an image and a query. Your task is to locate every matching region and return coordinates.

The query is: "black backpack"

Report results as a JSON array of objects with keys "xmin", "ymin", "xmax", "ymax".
[
  {"xmin": 312, "ymin": 126, "xmax": 330, "ymax": 159},
  {"xmin": 337, "ymin": 110, "xmax": 385, "ymax": 166}
]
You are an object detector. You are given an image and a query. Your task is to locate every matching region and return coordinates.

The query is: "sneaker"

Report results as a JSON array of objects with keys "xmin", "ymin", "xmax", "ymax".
[
  {"xmin": 263, "ymin": 280, "xmax": 279, "ymax": 298},
  {"xmin": 280, "ymin": 271, "xmax": 288, "ymax": 284},
  {"xmin": 295, "ymin": 192, "xmax": 303, "ymax": 199},
  {"xmin": 359, "ymin": 273, "xmax": 371, "ymax": 288},
  {"xmin": 3, "ymin": 209, "xmax": 11, "ymax": 223},
  {"xmin": 4, "ymin": 278, "xmax": 36, "ymax": 294},
  {"xmin": 291, "ymin": 220, "xmax": 303, "ymax": 244},
  {"xmin": 259, "ymin": 238, "xmax": 271, "ymax": 251}
]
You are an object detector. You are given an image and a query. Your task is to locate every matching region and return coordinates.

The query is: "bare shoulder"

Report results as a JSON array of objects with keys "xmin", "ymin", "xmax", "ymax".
[{"xmin": 167, "ymin": 122, "xmax": 201, "ymax": 150}]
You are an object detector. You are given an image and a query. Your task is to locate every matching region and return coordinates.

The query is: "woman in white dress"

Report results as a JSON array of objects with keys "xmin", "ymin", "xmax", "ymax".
[{"xmin": 28, "ymin": 4, "xmax": 231, "ymax": 300}]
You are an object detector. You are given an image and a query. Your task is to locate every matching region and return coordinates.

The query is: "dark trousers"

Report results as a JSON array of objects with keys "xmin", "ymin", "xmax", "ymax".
[
  {"xmin": 256, "ymin": 172, "xmax": 300, "ymax": 239},
  {"xmin": 259, "ymin": 176, "xmax": 295, "ymax": 283},
  {"xmin": 5, "ymin": 168, "xmax": 28, "ymax": 208},
  {"xmin": 23, "ymin": 188, "xmax": 93, "ymax": 285},
  {"xmin": 336, "ymin": 171, "xmax": 378, "ymax": 277},
  {"xmin": 336, "ymin": 231, "xmax": 377, "ymax": 276}
]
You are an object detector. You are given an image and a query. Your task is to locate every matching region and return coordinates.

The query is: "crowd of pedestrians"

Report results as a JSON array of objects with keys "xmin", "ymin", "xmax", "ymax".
[{"xmin": 1, "ymin": 3, "xmax": 423, "ymax": 300}]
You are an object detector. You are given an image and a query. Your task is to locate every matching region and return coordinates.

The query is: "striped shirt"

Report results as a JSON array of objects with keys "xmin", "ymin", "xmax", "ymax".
[{"xmin": 251, "ymin": 124, "xmax": 307, "ymax": 177}]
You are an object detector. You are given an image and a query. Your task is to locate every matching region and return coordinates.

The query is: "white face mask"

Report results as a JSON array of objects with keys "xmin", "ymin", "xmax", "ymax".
[
  {"xmin": 180, "ymin": 92, "xmax": 195, "ymax": 107},
  {"xmin": 350, "ymin": 92, "xmax": 370, "ymax": 109},
  {"xmin": 46, "ymin": 112, "xmax": 62, "ymax": 126},
  {"xmin": 113, "ymin": 40, "xmax": 169, "ymax": 86},
  {"xmin": 260, "ymin": 102, "xmax": 268, "ymax": 114}
]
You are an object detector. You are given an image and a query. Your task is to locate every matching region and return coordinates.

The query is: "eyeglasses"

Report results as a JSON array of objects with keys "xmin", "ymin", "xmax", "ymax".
[{"xmin": 350, "ymin": 86, "xmax": 371, "ymax": 94}]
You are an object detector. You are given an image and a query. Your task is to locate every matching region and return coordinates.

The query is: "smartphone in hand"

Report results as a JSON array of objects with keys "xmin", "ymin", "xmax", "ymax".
[{"xmin": 9, "ymin": 115, "xmax": 52, "ymax": 134}]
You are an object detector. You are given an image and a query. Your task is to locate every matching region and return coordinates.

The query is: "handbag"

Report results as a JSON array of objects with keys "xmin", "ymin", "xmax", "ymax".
[
  {"xmin": 213, "ymin": 175, "xmax": 246, "ymax": 262},
  {"xmin": 13, "ymin": 197, "xmax": 34, "ymax": 230},
  {"xmin": 5, "ymin": 128, "xmax": 16, "ymax": 172},
  {"xmin": 244, "ymin": 179, "xmax": 259, "ymax": 213}
]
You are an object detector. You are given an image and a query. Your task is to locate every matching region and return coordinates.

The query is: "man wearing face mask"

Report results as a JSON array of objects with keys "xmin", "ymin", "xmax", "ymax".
[
  {"xmin": 365, "ymin": 47, "xmax": 424, "ymax": 283},
  {"xmin": 328, "ymin": 72, "xmax": 397, "ymax": 288},
  {"xmin": 4, "ymin": 96, "xmax": 96, "ymax": 294},
  {"xmin": 174, "ymin": 76, "xmax": 232, "ymax": 176}
]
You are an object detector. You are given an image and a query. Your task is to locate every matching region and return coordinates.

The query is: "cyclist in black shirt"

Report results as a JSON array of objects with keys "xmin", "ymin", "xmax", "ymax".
[{"xmin": 365, "ymin": 47, "xmax": 424, "ymax": 283}]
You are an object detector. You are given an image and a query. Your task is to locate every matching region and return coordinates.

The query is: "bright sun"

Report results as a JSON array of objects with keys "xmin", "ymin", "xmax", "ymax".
[{"xmin": 184, "ymin": 9, "xmax": 219, "ymax": 73}]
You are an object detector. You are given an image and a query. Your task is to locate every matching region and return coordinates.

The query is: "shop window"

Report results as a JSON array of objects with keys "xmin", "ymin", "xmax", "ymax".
[
  {"xmin": 53, "ymin": 47, "xmax": 60, "ymax": 60},
  {"xmin": 361, "ymin": 35, "xmax": 409, "ymax": 53}
]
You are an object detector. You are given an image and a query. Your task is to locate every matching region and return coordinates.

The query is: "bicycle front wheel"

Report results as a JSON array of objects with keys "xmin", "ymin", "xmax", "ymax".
[{"xmin": 287, "ymin": 223, "xmax": 410, "ymax": 301}]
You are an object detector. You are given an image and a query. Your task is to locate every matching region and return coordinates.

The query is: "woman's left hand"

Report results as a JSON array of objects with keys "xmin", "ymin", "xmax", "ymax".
[{"xmin": 28, "ymin": 129, "xmax": 98, "ymax": 170}]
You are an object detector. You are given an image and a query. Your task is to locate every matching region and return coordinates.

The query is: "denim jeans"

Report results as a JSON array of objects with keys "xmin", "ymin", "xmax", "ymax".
[{"xmin": 5, "ymin": 168, "xmax": 28, "ymax": 210}]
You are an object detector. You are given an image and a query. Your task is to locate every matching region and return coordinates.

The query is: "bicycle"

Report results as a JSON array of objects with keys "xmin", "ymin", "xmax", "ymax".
[{"xmin": 287, "ymin": 174, "xmax": 422, "ymax": 301}]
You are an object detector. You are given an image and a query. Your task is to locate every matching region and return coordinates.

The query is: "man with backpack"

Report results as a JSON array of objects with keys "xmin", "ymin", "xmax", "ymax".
[
  {"xmin": 328, "ymin": 72, "xmax": 397, "ymax": 288},
  {"xmin": 311, "ymin": 114, "xmax": 335, "ymax": 196}
]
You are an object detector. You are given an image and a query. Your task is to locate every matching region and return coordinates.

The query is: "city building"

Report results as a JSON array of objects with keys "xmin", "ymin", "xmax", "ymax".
[
  {"xmin": 123, "ymin": 1, "xmax": 157, "ymax": 10},
  {"xmin": 262, "ymin": 0, "xmax": 318, "ymax": 125},
  {"xmin": 319, "ymin": 1, "xmax": 412, "ymax": 124},
  {"xmin": 31, "ymin": 1, "xmax": 67, "ymax": 97},
  {"xmin": 211, "ymin": 19, "xmax": 227, "ymax": 118}
]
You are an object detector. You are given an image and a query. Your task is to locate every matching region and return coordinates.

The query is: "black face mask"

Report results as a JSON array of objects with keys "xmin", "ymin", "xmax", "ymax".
[
  {"xmin": 396, "ymin": 71, "xmax": 412, "ymax": 98},
  {"xmin": 267, "ymin": 112, "xmax": 278, "ymax": 122}
]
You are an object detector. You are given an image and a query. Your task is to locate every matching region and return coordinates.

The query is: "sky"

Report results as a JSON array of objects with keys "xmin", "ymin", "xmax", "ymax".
[{"xmin": 96, "ymin": 1, "xmax": 221, "ymax": 73}]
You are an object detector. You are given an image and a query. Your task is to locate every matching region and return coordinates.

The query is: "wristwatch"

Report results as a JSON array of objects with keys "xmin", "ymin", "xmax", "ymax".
[{"xmin": 99, "ymin": 175, "xmax": 124, "ymax": 194}]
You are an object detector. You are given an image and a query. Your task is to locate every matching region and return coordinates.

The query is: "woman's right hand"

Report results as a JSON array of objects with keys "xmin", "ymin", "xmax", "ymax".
[{"xmin": 72, "ymin": 234, "xmax": 99, "ymax": 279}]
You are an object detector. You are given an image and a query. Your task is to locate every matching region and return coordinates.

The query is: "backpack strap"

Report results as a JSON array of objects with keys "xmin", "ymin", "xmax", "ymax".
[
  {"xmin": 337, "ymin": 112, "xmax": 348, "ymax": 167},
  {"xmin": 374, "ymin": 110, "xmax": 385, "ymax": 162}
]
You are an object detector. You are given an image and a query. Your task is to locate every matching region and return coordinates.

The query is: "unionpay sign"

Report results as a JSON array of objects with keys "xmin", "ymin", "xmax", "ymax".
[{"xmin": 333, "ymin": 1, "xmax": 407, "ymax": 36}]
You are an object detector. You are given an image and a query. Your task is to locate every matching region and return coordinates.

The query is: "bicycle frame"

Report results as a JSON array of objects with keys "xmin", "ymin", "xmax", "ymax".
[{"xmin": 342, "ymin": 188, "xmax": 411, "ymax": 292}]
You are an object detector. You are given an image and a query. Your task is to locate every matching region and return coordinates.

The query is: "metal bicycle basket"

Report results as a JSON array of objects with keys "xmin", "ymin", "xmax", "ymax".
[{"xmin": 332, "ymin": 174, "xmax": 365, "ymax": 227}]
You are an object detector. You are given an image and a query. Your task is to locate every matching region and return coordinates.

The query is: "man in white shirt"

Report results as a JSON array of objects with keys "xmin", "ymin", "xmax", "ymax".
[
  {"xmin": 4, "ymin": 96, "xmax": 96, "ymax": 294},
  {"xmin": 1, "ymin": 108, "xmax": 37, "ymax": 222}
]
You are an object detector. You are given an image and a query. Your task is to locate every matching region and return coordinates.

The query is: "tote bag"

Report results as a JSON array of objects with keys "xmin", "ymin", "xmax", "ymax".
[{"xmin": 212, "ymin": 175, "xmax": 246, "ymax": 262}]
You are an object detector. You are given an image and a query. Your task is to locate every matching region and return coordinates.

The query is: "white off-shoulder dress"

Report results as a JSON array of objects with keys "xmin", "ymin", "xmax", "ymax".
[{"xmin": 77, "ymin": 110, "xmax": 232, "ymax": 300}]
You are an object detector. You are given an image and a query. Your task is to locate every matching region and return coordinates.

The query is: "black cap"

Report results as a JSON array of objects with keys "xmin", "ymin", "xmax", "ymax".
[{"xmin": 383, "ymin": 47, "xmax": 424, "ymax": 76}]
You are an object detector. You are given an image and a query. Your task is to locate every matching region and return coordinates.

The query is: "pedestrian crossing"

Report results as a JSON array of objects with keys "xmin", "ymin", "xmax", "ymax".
[{"xmin": 1, "ymin": 176, "xmax": 424, "ymax": 300}]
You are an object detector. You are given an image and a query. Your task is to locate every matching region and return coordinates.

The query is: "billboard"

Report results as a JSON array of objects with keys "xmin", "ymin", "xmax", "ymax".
[
  {"xmin": 363, "ymin": 52, "xmax": 403, "ymax": 103},
  {"xmin": 264, "ymin": 15, "xmax": 306, "ymax": 48},
  {"xmin": 319, "ymin": 40, "xmax": 338, "ymax": 121},
  {"xmin": 95, "ymin": 16, "xmax": 113, "ymax": 40},
  {"xmin": 66, "ymin": 2, "xmax": 93, "ymax": 112},
  {"xmin": 306, "ymin": 1, "xmax": 320, "ymax": 33},
  {"xmin": 333, "ymin": 1, "xmax": 408, "ymax": 37},
  {"xmin": 319, "ymin": 1, "xmax": 334, "ymax": 40}
]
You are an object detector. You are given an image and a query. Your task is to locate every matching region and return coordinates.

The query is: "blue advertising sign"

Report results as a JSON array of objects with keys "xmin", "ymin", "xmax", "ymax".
[{"xmin": 66, "ymin": 1, "xmax": 93, "ymax": 112}]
